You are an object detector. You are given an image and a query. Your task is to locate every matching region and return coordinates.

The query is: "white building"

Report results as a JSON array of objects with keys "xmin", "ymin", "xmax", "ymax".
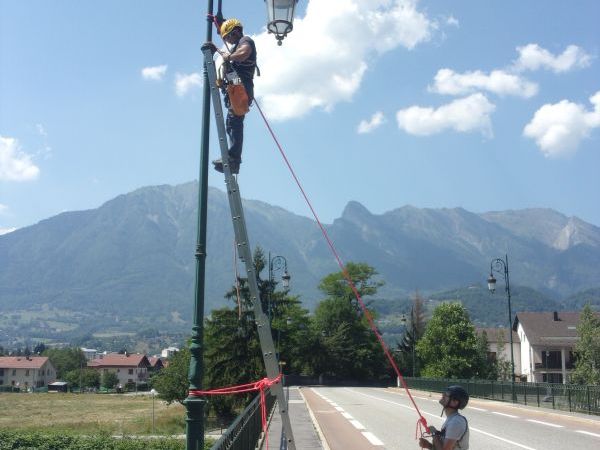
[
  {"xmin": 161, "ymin": 346, "xmax": 179, "ymax": 359},
  {"xmin": 514, "ymin": 311, "xmax": 596, "ymax": 384},
  {"xmin": 0, "ymin": 356, "xmax": 57, "ymax": 390},
  {"xmin": 80, "ymin": 347, "xmax": 98, "ymax": 361},
  {"xmin": 88, "ymin": 353, "xmax": 150, "ymax": 387}
]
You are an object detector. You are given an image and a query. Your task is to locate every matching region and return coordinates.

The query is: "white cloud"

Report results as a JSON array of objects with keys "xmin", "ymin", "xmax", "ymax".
[
  {"xmin": 396, "ymin": 93, "xmax": 496, "ymax": 137},
  {"xmin": 357, "ymin": 111, "xmax": 386, "ymax": 134},
  {"xmin": 175, "ymin": 72, "xmax": 202, "ymax": 97},
  {"xmin": 142, "ymin": 65, "xmax": 168, "ymax": 81},
  {"xmin": 0, "ymin": 203, "xmax": 7, "ymax": 214},
  {"xmin": 0, "ymin": 135, "xmax": 40, "ymax": 181},
  {"xmin": 254, "ymin": 0, "xmax": 438, "ymax": 120},
  {"xmin": 429, "ymin": 68, "xmax": 538, "ymax": 98},
  {"xmin": 514, "ymin": 44, "xmax": 592, "ymax": 73},
  {"xmin": 0, "ymin": 227, "xmax": 16, "ymax": 235},
  {"xmin": 446, "ymin": 16, "xmax": 459, "ymax": 27},
  {"xmin": 36, "ymin": 124, "xmax": 47, "ymax": 137},
  {"xmin": 523, "ymin": 90, "xmax": 600, "ymax": 158}
]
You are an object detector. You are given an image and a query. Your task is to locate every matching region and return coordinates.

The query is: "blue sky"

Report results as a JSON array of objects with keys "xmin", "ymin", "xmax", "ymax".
[{"xmin": 1, "ymin": 0, "xmax": 599, "ymax": 235}]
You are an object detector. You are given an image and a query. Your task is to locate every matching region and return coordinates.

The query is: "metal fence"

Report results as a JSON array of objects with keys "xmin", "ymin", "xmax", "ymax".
[
  {"xmin": 404, "ymin": 377, "xmax": 600, "ymax": 416},
  {"xmin": 210, "ymin": 389, "xmax": 277, "ymax": 450}
]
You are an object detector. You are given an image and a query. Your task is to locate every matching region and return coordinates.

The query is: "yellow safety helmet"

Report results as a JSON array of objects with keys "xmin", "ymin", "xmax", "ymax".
[{"xmin": 220, "ymin": 18, "xmax": 242, "ymax": 38}]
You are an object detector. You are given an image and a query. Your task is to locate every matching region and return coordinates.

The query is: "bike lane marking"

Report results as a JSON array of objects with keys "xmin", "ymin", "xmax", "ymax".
[{"xmin": 305, "ymin": 388, "xmax": 384, "ymax": 449}]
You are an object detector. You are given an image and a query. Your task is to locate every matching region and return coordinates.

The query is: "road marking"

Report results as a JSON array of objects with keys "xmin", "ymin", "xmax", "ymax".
[
  {"xmin": 350, "ymin": 419, "xmax": 365, "ymax": 430},
  {"xmin": 492, "ymin": 411, "xmax": 519, "ymax": 418},
  {"xmin": 345, "ymin": 388, "xmax": 539, "ymax": 450},
  {"xmin": 527, "ymin": 419, "xmax": 563, "ymax": 428},
  {"xmin": 469, "ymin": 406, "xmax": 487, "ymax": 411},
  {"xmin": 342, "ymin": 412, "xmax": 353, "ymax": 420},
  {"xmin": 330, "ymin": 402, "xmax": 339, "ymax": 407},
  {"xmin": 362, "ymin": 431, "xmax": 384, "ymax": 446},
  {"xmin": 576, "ymin": 430, "xmax": 600, "ymax": 438},
  {"xmin": 415, "ymin": 396, "xmax": 429, "ymax": 400},
  {"xmin": 471, "ymin": 427, "xmax": 537, "ymax": 450},
  {"xmin": 335, "ymin": 406, "xmax": 344, "ymax": 412}
]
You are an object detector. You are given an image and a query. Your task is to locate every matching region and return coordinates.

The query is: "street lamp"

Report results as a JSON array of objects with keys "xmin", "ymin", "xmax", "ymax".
[
  {"xmin": 150, "ymin": 388, "xmax": 157, "ymax": 434},
  {"xmin": 400, "ymin": 309, "xmax": 417, "ymax": 377},
  {"xmin": 185, "ymin": 2, "xmax": 299, "ymax": 449},
  {"xmin": 487, "ymin": 254, "xmax": 516, "ymax": 400},
  {"xmin": 265, "ymin": 0, "xmax": 299, "ymax": 45},
  {"xmin": 268, "ymin": 253, "xmax": 290, "ymax": 322}
]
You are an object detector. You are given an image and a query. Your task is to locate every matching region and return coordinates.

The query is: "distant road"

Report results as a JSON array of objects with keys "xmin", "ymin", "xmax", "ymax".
[{"xmin": 302, "ymin": 386, "xmax": 600, "ymax": 450}]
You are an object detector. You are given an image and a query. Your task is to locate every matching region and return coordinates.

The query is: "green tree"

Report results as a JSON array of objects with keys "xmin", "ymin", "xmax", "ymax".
[
  {"xmin": 151, "ymin": 347, "xmax": 190, "ymax": 405},
  {"xmin": 572, "ymin": 304, "xmax": 600, "ymax": 385},
  {"xmin": 493, "ymin": 329, "xmax": 512, "ymax": 381},
  {"xmin": 395, "ymin": 291, "xmax": 427, "ymax": 377},
  {"xmin": 473, "ymin": 330, "xmax": 498, "ymax": 380},
  {"xmin": 102, "ymin": 371, "xmax": 119, "ymax": 389},
  {"xmin": 416, "ymin": 303, "xmax": 482, "ymax": 379},
  {"xmin": 311, "ymin": 262, "xmax": 386, "ymax": 380},
  {"xmin": 43, "ymin": 347, "xmax": 86, "ymax": 379},
  {"xmin": 64, "ymin": 368, "xmax": 100, "ymax": 389}
]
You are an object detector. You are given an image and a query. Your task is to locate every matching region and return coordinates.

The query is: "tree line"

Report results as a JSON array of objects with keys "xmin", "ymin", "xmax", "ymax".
[{"xmin": 14, "ymin": 249, "xmax": 598, "ymax": 420}]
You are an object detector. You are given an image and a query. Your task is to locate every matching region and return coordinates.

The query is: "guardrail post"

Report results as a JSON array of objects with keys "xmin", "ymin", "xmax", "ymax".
[
  {"xmin": 587, "ymin": 386, "xmax": 591, "ymax": 415},
  {"xmin": 536, "ymin": 383, "xmax": 540, "ymax": 407}
]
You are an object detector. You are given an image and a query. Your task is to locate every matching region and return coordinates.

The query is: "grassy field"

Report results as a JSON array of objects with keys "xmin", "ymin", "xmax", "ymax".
[{"xmin": 0, "ymin": 392, "xmax": 187, "ymax": 435}]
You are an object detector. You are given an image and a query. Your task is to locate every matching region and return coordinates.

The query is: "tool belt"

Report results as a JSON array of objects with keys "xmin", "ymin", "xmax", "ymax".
[{"xmin": 225, "ymin": 70, "xmax": 249, "ymax": 117}]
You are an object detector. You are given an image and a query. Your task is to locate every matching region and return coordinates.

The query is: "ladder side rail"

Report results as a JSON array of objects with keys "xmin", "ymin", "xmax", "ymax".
[{"xmin": 202, "ymin": 47, "xmax": 296, "ymax": 449}]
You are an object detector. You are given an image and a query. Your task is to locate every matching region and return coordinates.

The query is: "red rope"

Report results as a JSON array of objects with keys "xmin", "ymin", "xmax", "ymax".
[
  {"xmin": 253, "ymin": 99, "xmax": 430, "ymax": 436},
  {"xmin": 189, "ymin": 374, "xmax": 282, "ymax": 450}
]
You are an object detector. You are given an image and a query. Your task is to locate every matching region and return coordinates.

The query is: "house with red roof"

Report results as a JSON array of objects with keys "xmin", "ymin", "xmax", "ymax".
[
  {"xmin": 88, "ymin": 353, "xmax": 150, "ymax": 388},
  {"xmin": 0, "ymin": 356, "xmax": 57, "ymax": 390}
]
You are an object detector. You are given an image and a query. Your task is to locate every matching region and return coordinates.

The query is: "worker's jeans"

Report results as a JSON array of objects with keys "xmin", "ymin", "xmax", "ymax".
[
  {"xmin": 224, "ymin": 81, "xmax": 253, "ymax": 162},
  {"xmin": 226, "ymin": 111, "xmax": 244, "ymax": 161}
]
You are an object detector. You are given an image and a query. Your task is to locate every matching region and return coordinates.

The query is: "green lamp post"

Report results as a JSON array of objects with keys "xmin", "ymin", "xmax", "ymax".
[
  {"xmin": 183, "ymin": 2, "xmax": 300, "ymax": 449},
  {"xmin": 487, "ymin": 254, "xmax": 516, "ymax": 402}
]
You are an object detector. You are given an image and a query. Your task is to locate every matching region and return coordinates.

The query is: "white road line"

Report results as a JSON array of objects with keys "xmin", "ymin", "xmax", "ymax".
[
  {"xmin": 342, "ymin": 412, "xmax": 353, "ymax": 420},
  {"xmin": 362, "ymin": 431, "xmax": 384, "ymax": 446},
  {"xmin": 350, "ymin": 419, "xmax": 365, "ymax": 430},
  {"xmin": 414, "ymin": 396, "xmax": 429, "ymax": 400},
  {"xmin": 492, "ymin": 411, "xmax": 519, "ymax": 419},
  {"xmin": 471, "ymin": 427, "xmax": 537, "ymax": 450},
  {"xmin": 576, "ymin": 430, "xmax": 600, "ymax": 438},
  {"xmin": 527, "ymin": 419, "xmax": 563, "ymax": 428},
  {"xmin": 330, "ymin": 403, "xmax": 339, "ymax": 407},
  {"xmin": 468, "ymin": 406, "xmax": 487, "ymax": 412},
  {"xmin": 334, "ymin": 406, "xmax": 344, "ymax": 412}
]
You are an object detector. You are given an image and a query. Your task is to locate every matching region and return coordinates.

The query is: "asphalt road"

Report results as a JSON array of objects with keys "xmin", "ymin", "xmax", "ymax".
[{"xmin": 303, "ymin": 386, "xmax": 600, "ymax": 450}]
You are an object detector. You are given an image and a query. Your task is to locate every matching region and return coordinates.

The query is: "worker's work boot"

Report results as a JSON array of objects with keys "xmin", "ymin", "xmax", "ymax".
[{"xmin": 212, "ymin": 158, "xmax": 241, "ymax": 174}]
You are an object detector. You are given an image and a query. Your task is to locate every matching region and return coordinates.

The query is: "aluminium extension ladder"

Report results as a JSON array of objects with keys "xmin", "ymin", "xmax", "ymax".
[{"xmin": 201, "ymin": 45, "xmax": 296, "ymax": 450}]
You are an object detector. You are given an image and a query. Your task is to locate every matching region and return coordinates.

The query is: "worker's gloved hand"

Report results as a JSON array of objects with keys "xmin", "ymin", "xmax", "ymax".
[
  {"xmin": 203, "ymin": 42, "xmax": 218, "ymax": 53},
  {"xmin": 428, "ymin": 426, "xmax": 439, "ymax": 436}
]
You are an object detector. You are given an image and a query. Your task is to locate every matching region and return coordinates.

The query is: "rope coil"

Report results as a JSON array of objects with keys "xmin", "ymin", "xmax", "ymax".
[{"xmin": 189, "ymin": 374, "xmax": 282, "ymax": 449}]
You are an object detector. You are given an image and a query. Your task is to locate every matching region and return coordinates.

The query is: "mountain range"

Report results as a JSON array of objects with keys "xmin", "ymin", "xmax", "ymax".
[{"xmin": 1, "ymin": 181, "xmax": 600, "ymax": 336}]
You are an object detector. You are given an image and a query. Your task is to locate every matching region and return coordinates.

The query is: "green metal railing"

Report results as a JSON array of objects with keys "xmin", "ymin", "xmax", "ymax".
[
  {"xmin": 404, "ymin": 377, "xmax": 600, "ymax": 416},
  {"xmin": 210, "ymin": 390, "xmax": 277, "ymax": 450}
]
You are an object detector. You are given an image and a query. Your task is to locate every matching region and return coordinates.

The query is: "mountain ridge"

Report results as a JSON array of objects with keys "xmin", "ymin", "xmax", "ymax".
[{"xmin": 2, "ymin": 181, "xmax": 599, "ymax": 325}]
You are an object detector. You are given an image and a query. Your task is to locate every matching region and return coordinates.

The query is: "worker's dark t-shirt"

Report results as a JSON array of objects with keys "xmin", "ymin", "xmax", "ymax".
[{"xmin": 231, "ymin": 35, "xmax": 257, "ymax": 88}]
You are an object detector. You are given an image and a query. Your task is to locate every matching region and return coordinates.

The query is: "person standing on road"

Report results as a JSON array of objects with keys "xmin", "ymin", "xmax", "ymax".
[{"xmin": 419, "ymin": 385, "xmax": 470, "ymax": 450}]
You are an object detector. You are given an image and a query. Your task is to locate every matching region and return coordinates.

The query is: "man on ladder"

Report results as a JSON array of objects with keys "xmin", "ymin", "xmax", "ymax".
[{"xmin": 207, "ymin": 18, "xmax": 257, "ymax": 175}]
